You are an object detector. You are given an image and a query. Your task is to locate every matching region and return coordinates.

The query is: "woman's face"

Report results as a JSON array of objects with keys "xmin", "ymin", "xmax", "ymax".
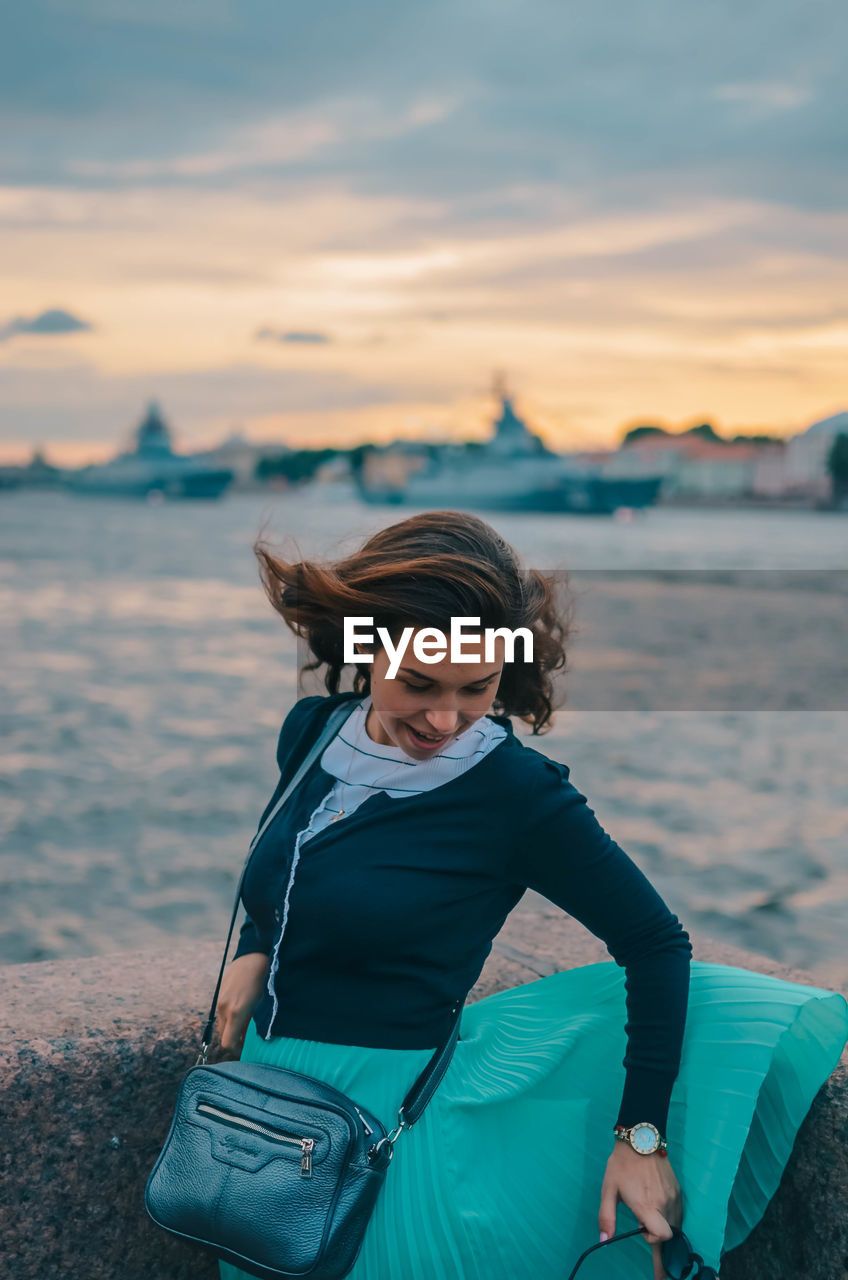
[{"xmin": 364, "ymin": 628, "xmax": 506, "ymax": 759}]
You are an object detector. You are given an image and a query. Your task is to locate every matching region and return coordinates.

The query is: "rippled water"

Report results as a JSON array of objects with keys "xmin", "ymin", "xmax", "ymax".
[{"xmin": 1, "ymin": 489, "xmax": 846, "ymax": 986}]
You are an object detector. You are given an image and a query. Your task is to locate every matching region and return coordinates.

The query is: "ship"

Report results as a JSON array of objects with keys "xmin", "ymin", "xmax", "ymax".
[
  {"xmin": 62, "ymin": 402, "xmax": 234, "ymax": 500},
  {"xmin": 354, "ymin": 390, "xmax": 662, "ymax": 514}
]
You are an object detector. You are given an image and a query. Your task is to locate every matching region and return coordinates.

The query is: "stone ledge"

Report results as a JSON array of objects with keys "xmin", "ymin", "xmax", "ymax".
[{"xmin": 1, "ymin": 911, "xmax": 845, "ymax": 1279}]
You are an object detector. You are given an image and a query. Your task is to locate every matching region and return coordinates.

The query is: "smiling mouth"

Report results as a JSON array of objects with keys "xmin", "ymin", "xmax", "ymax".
[{"xmin": 405, "ymin": 724, "xmax": 453, "ymax": 746}]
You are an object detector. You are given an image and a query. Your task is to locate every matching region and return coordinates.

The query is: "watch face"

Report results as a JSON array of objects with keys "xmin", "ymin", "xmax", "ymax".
[{"xmin": 630, "ymin": 1123, "xmax": 659, "ymax": 1154}]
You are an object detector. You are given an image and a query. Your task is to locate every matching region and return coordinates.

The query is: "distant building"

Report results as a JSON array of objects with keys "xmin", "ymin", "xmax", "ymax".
[
  {"xmin": 782, "ymin": 411, "xmax": 848, "ymax": 501},
  {"xmin": 743, "ymin": 411, "xmax": 847, "ymax": 502},
  {"xmin": 751, "ymin": 443, "xmax": 789, "ymax": 498},
  {"xmin": 0, "ymin": 446, "xmax": 62, "ymax": 490},
  {"xmin": 313, "ymin": 455, "xmax": 352, "ymax": 483},
  {"xmin": 603, "ymin": 433, "xmax": 694, "ymax": 491},
  {"xmin": 192, "ymin": 430, "xmax": 293, "ymax": 491},
  {"xmin": 134, "ymin": 401, "xmax": 173, "ymax": 457},
  {"xmin": 603, "ymin": 411, "xmax": 848, "ymax": 504},
  {"xmin": 569, "ymin": 449, "xmax": 616, "ymax": 468},
  {"xmin": 602, "ymin": 432, "xmax": 760, "ymax": 498},
  {"xmin": 674, "ymin": 441, "xmax": 758, "ymax": 498},
  {"xmin": 361, "ymin": 447, "xmax": 429, "ymax": 489}
]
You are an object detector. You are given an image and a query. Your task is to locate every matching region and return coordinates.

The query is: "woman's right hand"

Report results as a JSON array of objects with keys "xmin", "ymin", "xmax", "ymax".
[{"xmin": 214, "ymin": 952, "xmax": 270, "ymax": 1060}]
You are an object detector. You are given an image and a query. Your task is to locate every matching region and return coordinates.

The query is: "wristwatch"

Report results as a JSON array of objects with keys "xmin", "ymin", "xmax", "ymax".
[{"xmin": 613, "ymin": 1122, "xmax": 668, "ymax": 1157}]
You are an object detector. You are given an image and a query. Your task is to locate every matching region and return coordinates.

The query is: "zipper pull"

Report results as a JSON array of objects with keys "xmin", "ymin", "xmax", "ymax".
[
  {"xmin": 354, "ymin": 1105, "xmax": 373, "ymax": 1136},
  {"xmin": 301, "ymin": 1138, "xmax": 314, "ymax": 1177}
]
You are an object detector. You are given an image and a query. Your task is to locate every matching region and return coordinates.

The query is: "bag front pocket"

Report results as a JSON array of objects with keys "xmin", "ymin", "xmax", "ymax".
[{"xmin": 189, "ymin": 1091, "xmax": 332, "ymax": 1178}]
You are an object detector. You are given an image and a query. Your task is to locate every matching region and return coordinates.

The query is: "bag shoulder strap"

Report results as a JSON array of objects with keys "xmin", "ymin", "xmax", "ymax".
[
  {"xmin": 197, "ymin": 698, "xmax": 361, "ymax": 1061},
  {"xmin": 197, "ymin": 694, "xmax": 466, "ymax": 1138},
  {"xmin": 398, "ymin": 1005, "xmax": 462, "ymax": 1126}
]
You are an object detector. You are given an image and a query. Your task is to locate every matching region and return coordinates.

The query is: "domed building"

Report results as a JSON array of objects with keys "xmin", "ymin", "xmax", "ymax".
[{"xmin": 132, "ymin": 401, "xmax": 174, "ymax": 458}]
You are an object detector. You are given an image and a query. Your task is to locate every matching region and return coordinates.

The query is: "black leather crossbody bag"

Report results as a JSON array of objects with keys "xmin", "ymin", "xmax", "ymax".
[{"xmin": 145, "ymin": 700, "xmax": 464, "ymax": 1280}]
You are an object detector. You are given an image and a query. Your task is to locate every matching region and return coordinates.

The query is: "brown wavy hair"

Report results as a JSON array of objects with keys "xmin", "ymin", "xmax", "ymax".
[{"xmin": 253, "ymin": 510, "xmax": 572, "ymax": 733}]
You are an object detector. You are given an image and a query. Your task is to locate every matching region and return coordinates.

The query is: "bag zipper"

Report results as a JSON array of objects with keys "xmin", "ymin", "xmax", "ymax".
[
  {"xmin": 196, "ymin": 1101, "xmax": 315, "ymax": 1176},
  {"xmin": 353, "ymin": 1105, "xmax": 373, "ymax": 1136}
]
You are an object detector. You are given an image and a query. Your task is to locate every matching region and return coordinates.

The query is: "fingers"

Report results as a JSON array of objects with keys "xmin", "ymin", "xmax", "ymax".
[
  {"xmin": 219, "ymin": 1025, "xmax": 241, "ymax": 1056},
  {"xmin": 598, "ymin": 1180, "xmax": 619, "ymax": 1241},
  {"xmin": 638, "ymin": 1207, "xmax": 674, "ymax": 1246},
  {"xmin": 640, "ymin": 1211, "xmax": 672, "ymax": 1280},
  {"xmin": 215, "ymin": 956, "xmax": 268, "ymax": 1056},
  {"xmin": 215, "ymin": 1009, "xmax": 240, "ymax": 1057}
]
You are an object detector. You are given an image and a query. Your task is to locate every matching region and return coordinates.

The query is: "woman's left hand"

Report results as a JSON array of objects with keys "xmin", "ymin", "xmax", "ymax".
[{"xmin": 598, "ymin": 1141, "xmax": 682, "ymax": 1280}]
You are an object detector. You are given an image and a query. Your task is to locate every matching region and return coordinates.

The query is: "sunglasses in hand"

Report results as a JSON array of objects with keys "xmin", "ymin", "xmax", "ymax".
[{"xmin": 566, "ymin": 1225, "xmax": 718, "ymax": 1279}]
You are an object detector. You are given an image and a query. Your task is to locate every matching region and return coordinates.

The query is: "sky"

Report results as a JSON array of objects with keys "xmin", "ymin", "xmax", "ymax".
[{"xmin": 1, "ymin": 0, "xmax": 847, "ymax": 464}]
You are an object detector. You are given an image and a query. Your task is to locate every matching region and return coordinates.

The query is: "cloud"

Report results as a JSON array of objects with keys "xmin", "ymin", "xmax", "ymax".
[
  {"xmin": 0, "ymin": 307, "xmax": 92, "ymax": 342},
  {"xmin": 0, "ymin": 358, "xmax": 397, "ymax": 446},
  {"xmin": 1, "ymin": 0, "xmax": 845, "ymax": 215},
  {"xmin": 1, "ymin": 0, "xmax": 847, "ymax": 457},
  {"xmin": 46, "ymin": 0, "xmax": 237, "ymax": 32},
  {"xmin": 71, "ymin": 115, "xmax": 340, "ymax": 181},
  {"xmin": 255, "ymin": 328, "xmax": 333, "ymax": 345},
  {"xmin": 712, "ymin": 80, "xmax": 815, "ymax": 125},
  {"xmin": 69, "ymin": 98, "xmax": 459, "ymax": 183}
]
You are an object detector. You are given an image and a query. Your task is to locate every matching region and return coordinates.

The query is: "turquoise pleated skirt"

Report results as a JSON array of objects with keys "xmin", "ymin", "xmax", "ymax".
[{"xmin": 218, "ymin": 960, "xmax": 848, "ymax": 1279}]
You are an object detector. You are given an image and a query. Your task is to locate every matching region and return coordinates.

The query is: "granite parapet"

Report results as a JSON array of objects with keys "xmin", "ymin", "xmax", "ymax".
[{"xmin": 1, "ymin": 907, "xmax": 845, "ymax": 1279}]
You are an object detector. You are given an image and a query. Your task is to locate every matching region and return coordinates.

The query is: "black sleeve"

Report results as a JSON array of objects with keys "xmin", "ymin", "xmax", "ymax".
[
  {"xmin": 505, "ymin": 754, "xmax": 692, "ymax": 1133},
  {"xmin": 231, "ymin": 697, "xmax": 323, "ymax": 963},
  {"xmin": 233, "ymin": 913, "xmax": 273, "ymax": 960}
]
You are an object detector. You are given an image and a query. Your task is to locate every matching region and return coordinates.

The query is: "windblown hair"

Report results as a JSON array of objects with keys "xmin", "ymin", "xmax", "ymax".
[{"xmin": 253, "ymin": 510, "xmax": 572, "ymax": 733}]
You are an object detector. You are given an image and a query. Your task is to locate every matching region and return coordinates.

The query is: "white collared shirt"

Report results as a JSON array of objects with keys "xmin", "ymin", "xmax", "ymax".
[{"xmin": 303, "ymin": 694, "xmax": 507, "ymax": 838}]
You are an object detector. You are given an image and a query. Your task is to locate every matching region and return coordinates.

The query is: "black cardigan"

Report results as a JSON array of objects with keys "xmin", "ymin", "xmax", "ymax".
[{"xmin": 235, "ymin": 691, "xmax": 692, "ymax": 1132}]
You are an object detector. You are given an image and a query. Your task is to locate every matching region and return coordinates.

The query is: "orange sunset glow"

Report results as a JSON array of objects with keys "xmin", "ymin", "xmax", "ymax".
[{"xmin": 2, "ymin": 6, "xmax": 846, "ymax": 465}]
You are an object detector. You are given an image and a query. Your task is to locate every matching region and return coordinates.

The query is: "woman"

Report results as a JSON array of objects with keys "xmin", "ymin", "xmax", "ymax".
[{"xmin": 215, "ymin": 511, "xmax": 848, "ymax": 1280}]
